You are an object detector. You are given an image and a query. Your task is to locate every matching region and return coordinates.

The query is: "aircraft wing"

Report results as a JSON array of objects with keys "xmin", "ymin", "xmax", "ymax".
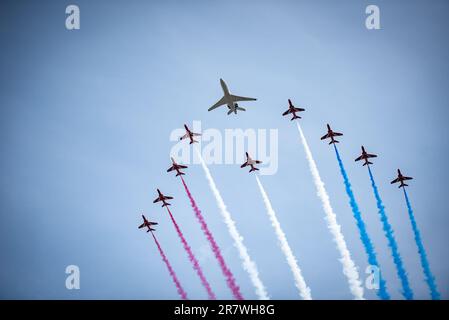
[
  {"xmin": 179, "ymin": 165, "xmax": 188, "ymax": 169},
  {"xmin": 334, "ymin": 132, "xmax": 343, "ymax": 136},
  {"xmin": 282, "ymin": 109, "xmax": 292, "ymax": 116},
  {"xmin": 138, "ymin": 223, "xmax": 145, "ymax": 229},
  {"xmin": 355, "ymin": 155, "xmax": 363, "ymax": 161},
  {"xmin": 192, "ymin": 133, "xmax": 201, "ymax": 136},
  {"xmin": 153, "ymin": 197, "xmax": 161, "ymax": 203},
  {"xmin": 240, "ymin": 162, "xmax": 248, "ymax": 168},
  {"xmin": 320, "ymin": 133, "xmax": 330, "ymax": 140},
  {"xmin": 294, "ymin": 107, "xmax": 305, "ymax": 112},
  {"xmin": 208, "ymin": 96, "xmax": 226, "ymax": 111},
  {"xmin": 180, "ymin": 134, "xmax": 189, "ymax": 140},
  {"xmin": 366, "ymin": 154, "xmax": 377, "ymax": 158},
  {"xmin": 165, "ymin": 196, "xmax": 173, "ymax": 200},
  {"xmin": 404, "ymin": 176, "xmax": 413, "ymax": 180},
  {"xmin": 167, "ymin": 166, "xmax": 174, "ymax": 172},
  {"xmin": 391, "ymin": 178, "xmax": 400, "ymax": 184},
  {"xmin": 230, "ymin": 94, "xmax": 256, "ymax": 102}
]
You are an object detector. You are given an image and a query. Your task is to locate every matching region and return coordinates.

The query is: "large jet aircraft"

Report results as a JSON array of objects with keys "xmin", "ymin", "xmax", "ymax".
[
  {"xmin": 180, "ymin": 124, "xmax": 201, "ymax": 144},
  {"xmin": 240, "ymin": 152, "xmax": 262, "ymax": 173},
  {"xmin": 282, "ymin": 99, "xmax": 305, "ymax": 120},
  {"xmin": 208, "ymin": 79, "xmax": 257, "ymax": 115},
  {"xmin": 167, "ymin": 157, "xmax": 188, "ymax": 177},
  {"xmin": 153, "ymin": 189, "xmax": 173, "ymax": 207},
  {"xmin": 391, "ymin": 169, "xmax": 413, "ymax": 188},
  {"xmin": 320, "ymin": 124, "xmax": 343, "ymax": 144},
  {"xmin": 355, "ymin": 146, "xmax": 377, "ymax": 166},
  {"xmin": 138, "ymin": 215, "xmax": 158, "ymax": 232}
]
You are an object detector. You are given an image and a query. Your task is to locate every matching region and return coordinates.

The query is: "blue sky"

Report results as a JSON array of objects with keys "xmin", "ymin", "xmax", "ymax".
[{"xmin": 0, "ymin": 0, "xmax": 448, "ymax": 299}]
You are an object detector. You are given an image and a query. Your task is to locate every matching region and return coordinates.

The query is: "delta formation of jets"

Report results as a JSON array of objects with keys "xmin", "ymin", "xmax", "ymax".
[{"xmin": 139, "ymin": 79, "xmax": 414, "ymax": 232}]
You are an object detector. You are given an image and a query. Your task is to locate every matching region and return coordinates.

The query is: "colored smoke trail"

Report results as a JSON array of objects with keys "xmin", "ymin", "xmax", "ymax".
[
  {"xmin": 195, "ymin": 147, "xmax": 270, "ymax": 300},
  {"xmin": 150, "ymin": 231, "xmax": 188, "ymax": 300},
  {"xmin": 334, "ymin": 145, "xmax": 390, "ymax": 300},
  {"xmin": 255, "ymin": 175, "xmax": 312, "ymax": 300},
  {"xmin": 367, "ymin": 166, "xmax": 413, "ymax": 300},
  {"xmin": 181, "ymin": 177, "xmax": 244, "ymax": 300},
  {"xmin": 296, "ymin": 122, "xmax": 364, "ymax": 300},
  {"xmin": 165, "ymin": 206, "xmax": 216, "ymax": 300},
  {"xmin": 403, "ymin": 189, "xmax": 440, "ymax": 300}
]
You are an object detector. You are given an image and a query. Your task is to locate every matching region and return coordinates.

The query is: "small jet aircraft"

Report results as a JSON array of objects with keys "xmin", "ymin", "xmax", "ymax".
[
  {"xmin": 320, "ymin": 124, "xmax": 343, "ymax": 144},
  {"xmin": 240, "ymin": 152, "xmax": 262, "ymax": 173},
  {"xmin": 355, "ymin": 146, "xmax": 377, "ymax": 166},
  {"xmin": 167, "ymin": 157, "xmax": 188, "ymax": 177},
  {"xmin": 390, "ymin": 169, "xmax": 413, "ymax": 188},
  {"xmin": 180, "ymin": 124, "xmax": 201, "ymax": 144},
  {"xmin": 208, "ymin": 79, "xmax": 257, "ymax": 115},
  {"xmin": 138, "ymin": 215, "xmax": 158, "ymax": 232},
  {"xmin": 282, "ymin": 99, "xmax": 305, "ymax": 120},
  {"xmin": 153, "ymin": 189, "xmax": 173, "ymax": 207}
]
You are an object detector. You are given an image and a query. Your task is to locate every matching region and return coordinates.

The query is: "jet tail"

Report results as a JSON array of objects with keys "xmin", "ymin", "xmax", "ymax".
[
  {"xmin": 399, "ymin": 183, "xmax": 408, "ymax": 188},
  {"xmin": 189, "ymin": 139, "xmax": 199, "ymax": 144},
  {"xmin": 249, "ymin": 167, "xmax": 259, "ymax": 172},
  {"xmin": 162, "ymin": 203, "xmax": 171, "ymax": 207},
  {"xmin": 291, "ymin": 115, "xmax": 301, "ymax": 121},
  {"xmin": 363, "ymin": 161, "xmax": 373, "ymax": 166},
  {"xmin": 176, "ymin": 172, "xmax": 185, "ymax": 177},
  {"xmin": 329, "ymin": 140, "xmax": 339, "ymax": 145}
]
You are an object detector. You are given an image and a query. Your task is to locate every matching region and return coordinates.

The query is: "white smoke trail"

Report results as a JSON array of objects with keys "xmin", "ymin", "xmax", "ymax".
[
  {"xmin": 195, "ymin": 147, "xmax": 270, "ymax": 300},
  {"xmin": 296, "ymin": 122, "xmax": 364, "ymax": 300},
  {"xmin": 255, "ymin": 175, "xmax": 312, "ymax": 300}
]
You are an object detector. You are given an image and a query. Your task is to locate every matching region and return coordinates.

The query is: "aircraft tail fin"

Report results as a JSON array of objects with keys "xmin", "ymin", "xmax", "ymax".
[
  {"xmin": 249, "ymin": 167, "xmax": 259, "ymax": 172},
  {"xmin": 190, "ymin": 139, "xmax": 199, "ymax": 144},
  {"xmin": 329, "ymin": 140, "xmax": 339, "ymax": 145},
  {"xmin": 291, "ymin": 114, "xmax": 301, "ymax": 120},
  {"xmin": 363, "ymin": 161, "xmax": 373, "ymax": 166},
  {"xmin": 162, "ymin": 203, "xmax": 171, "ymax": 207},
  {"xmin": 176, "ymin": 172, "xmax": 185, "ymax": 177},
  {"xmin": 399, "ymin": 183, "xmax": 408, "ymax": 188}
]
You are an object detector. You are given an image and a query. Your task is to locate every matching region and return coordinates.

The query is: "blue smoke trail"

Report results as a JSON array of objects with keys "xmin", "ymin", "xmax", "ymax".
[
  {"xmin": 368, "ymin": 166, "xmax": 414, "ymax": 300},
  {"xmin": 403, "ymin": 189, "xmax": 440, "ymax": 300},
  {"xmin": 334, "ymin": 145, "xmax": 390, "ymax": 300}
]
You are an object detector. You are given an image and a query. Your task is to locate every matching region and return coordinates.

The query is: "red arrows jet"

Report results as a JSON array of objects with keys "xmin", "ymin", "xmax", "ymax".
[
  {"xmin": 138, "ymin": 215, "xmax": 158, "ymax": 232},
  {"xmin": 180, "ymin": 124, "xmax": 201, "ymax": 144},
  {"xmin": 320, "ymin": 124, "xmax": 343, "ymax": 144},
  {"xmin": 153, "ymin": 189, "xmax": 173, "ymax": 207},
  {"xmin": 390, "ymin": 169, "xmax": 413, "ymax": 188},
  {"xmin": 355, "ymin": 146, "xmax": 377, "ymax": 166},
  {"xmin": 240, "ymin": 152, "xmax": 262, "ymax": 173},
  {"xmin": 167, "ymin": 157, "xmax": 188, "ymax": 177},
  {"xmin": 282, "ymin": 99, "xmax": 305, "ymax": 120}
]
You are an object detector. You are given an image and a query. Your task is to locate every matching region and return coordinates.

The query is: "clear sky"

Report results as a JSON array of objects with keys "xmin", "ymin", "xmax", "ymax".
[{"xmin": 0, "ymin": 0, "xmax": 448, "ymax": 299}]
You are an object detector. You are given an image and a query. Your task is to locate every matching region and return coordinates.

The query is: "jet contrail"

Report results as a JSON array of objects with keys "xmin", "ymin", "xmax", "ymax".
[
  {"xmin": 195, "ymin": 147, "xmax": 270, "ymax": 300},
  {"xmin": 165, "ymin": 206, "xmax": 216, "ymax": 300},
  {"xmin": 367, "ymin": 166, "xmax": 413, "ymax": 300},
  {"xmin": 403, "ymin": 189, "xmax": 440, "ymax": 300},
  {"xmin": 255, "ymin": 175, "xmax": 312, "ymax": 300},
  {"xmin": 150, "ymin": 231, "xmax": 188, "ymax": 300},
  {"xmin": 296, "ymin": 122, "xmax": 364, "ymax": 300},
  {"xmin": 180, "ymin": 176, "xmax": 244, "ymax": 300},
  {"xmin": 334, "ymin": 145, "xmax": 390, "ymax": 300}
]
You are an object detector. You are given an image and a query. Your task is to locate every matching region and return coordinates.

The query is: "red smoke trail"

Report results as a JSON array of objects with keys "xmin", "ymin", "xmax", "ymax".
[
  {"xmin": 181, "ymin": 176, "xmax": 244, "ymax": 300},
  {"xmin": 165, "ymin": 206, "xmax": 217, "ymax": 300},
  {"xmin": 150, "ymin": 231, "xmax": 188, "ymax": 300}
]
